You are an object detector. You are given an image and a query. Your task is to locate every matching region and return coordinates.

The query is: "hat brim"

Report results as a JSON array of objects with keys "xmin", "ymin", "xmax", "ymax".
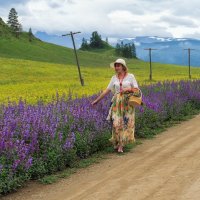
[{"xmin": 110, "ymin": 62, "xmax": 128, "ymax": 69}]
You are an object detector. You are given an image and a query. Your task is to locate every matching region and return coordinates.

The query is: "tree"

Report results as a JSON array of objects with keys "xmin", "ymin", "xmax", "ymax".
[
  {"xmin": 132, "ymin": 43, "xmax": 137, "ymax": 58},
  {"xmin": 90, "ymin": 31, "xmax": 104, "ymax": 48},
  {"xmin": 116, "ymin": 43, "xmax": 121, "ymax": 55},
  {"xmin": 7, "ymin": 8, "xmax": 22, "ymax": 35},
  {"xmin": 80, "ymin": 37, "xmax": 90, "ymax": 50},
  {"xmin": 115, "ymin": 42, "xmax": 137, "ymax": 58},
  {"xmin": 80, "ymin": 31, "xmax": 110, "ymax": 51},
  {"xmin": 29, "ymin": 27, "xmax": 33, "ymax": 42}
]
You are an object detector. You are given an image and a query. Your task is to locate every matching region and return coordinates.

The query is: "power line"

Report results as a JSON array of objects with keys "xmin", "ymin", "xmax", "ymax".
[
  {"xmin": 62, "ymin": 31, "xmax": 84, "ymax": 86},
  {"xmin": 144, "ymin": 48, "xmax": 158, "ymax": 81},
  {"xmin": 184, "ymin": 48, "xmax": 195, "ymax": 79}
]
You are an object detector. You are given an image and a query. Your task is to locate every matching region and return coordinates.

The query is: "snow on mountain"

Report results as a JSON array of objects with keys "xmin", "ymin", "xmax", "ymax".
[{"xmin": 119, "ymin": 36, "xmax": 200, "ymax": 67}]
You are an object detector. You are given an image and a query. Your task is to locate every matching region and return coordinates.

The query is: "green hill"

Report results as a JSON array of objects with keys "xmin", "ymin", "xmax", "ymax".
[
  {"xmin": 0, "ymin": 36, "xmax": 120, "ymax": 67},
  {"xmin": 0, "ymin": 17, "xmax": 118, "ymax": 67},
  {"xmin": 0, "ymin": 17, "xmax": 13, "ymax": 37}
]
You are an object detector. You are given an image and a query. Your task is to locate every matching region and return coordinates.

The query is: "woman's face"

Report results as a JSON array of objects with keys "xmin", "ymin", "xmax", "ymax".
[{"xmin": 114, "ymin": 63, "xmax": 124, "ymax": 74}]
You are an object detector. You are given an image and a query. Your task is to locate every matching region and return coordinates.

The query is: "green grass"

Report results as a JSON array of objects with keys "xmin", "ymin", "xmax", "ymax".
[
  {"xmin": 0, "ymin": 36, "xmax": 117, "ymax": 67},
  {"xmin": 0, "ymin": 18, "xmax": 13, "ymax": 37},
  {"xmin": 1, "ymin": 56, "xmax": 200, "ymax": 104}
]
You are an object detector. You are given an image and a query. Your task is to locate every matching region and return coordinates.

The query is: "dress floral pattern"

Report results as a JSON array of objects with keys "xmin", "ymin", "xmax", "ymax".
[{"xmin": 106, "ymin": 92, "xmax": 136, "ymax": 148}]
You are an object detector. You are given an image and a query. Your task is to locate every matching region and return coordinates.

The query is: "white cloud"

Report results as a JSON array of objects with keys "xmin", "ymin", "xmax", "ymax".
[
  {"xmin": 134, "ymin": 42, "xmax": 141, "ymax": 46},
  {"xmin": 159, "ymin": 15, "xmax": 198, "ymax": 28},
  {"xmin": 183, "ymin": 32, "xmax": 200, "ymax": 39},
  {"xmin": 0, "ymin": 0, "xmax": 200, "ymax": 39}
]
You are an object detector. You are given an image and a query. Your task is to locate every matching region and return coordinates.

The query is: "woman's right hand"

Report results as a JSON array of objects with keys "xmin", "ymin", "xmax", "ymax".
[
  {"xmin": 91, "ymin": 100, "xmax": 98, "ymax": 106},
  {"xmin": 91, "ymin": 89, "xmax": 110, "ymax": 106}
]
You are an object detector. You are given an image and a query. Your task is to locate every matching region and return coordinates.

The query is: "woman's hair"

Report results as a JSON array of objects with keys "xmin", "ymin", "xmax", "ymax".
[{"xmin": 122, "ymin": 65, "xmax": 128, "ymax": 73}]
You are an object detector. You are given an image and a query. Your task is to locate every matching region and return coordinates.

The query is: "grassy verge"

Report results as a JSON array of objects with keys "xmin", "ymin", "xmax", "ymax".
[{"xmin": 38, "ymin": 140, "xmax": 141, "ymax": 184}]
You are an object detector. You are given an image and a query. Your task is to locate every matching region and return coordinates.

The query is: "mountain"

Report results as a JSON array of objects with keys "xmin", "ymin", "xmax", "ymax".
[
  {"xmin": 119, "ymin": 36, "xmax": 200, "ymax": 67},
  {"xmin": 35, "ymin": 32, "xmax": 200, "ymax": 67}
]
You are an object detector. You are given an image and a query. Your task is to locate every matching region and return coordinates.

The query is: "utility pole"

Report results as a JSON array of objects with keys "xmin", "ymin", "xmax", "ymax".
[
  {"xmin": 62, "ymin": 31, "xmax": 84, "ymax": 86},
  {"xmin": 144, "ymin": 48, "xmax": 157, "ymax": 81},
  {"xmin": 184, "ymin": 48, "xmax": 195, "ymax": 79}
]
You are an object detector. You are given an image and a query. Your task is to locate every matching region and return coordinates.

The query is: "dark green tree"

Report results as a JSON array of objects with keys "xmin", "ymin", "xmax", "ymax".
[
  {"xmin": 132, "ymin": 43, "xmax": 136, "ymax": 58},
  {"xmin": 29, "ymin": 27, "xmax": 33, "ymax": 42},
  {"xmin": 7, "ymin": 8, "xmax": 22, "ymax": 33},
  {"xmin": 115, "ymin": 42, "xmax": 137, "ymax": 58},
  {"xmin": 80, "ymin": 37, "xmax": 90, "ymax": 50},
  {"xmin": 115, "ymin": 43, "xmax": 121, "ymax": 55},
  {"xmin": 90, "ymin": 31, "xmax": 104, "ymax": 48},
  {"xmin": 80, "ymin": 32, "xmax": 111, "ymax": 51}
]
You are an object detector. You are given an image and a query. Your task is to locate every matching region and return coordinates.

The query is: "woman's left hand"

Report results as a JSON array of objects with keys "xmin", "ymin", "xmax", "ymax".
[
  {"xmin": 122, "ymin": 88, "xmax": 130, "ymax": 93},
  {"xmin": 132, "ymin": 88, "xmax": 139, "ymax": 92},
  {"xmin": 122, "ymin": 88, "xmax": 139, "ymax": 93}
]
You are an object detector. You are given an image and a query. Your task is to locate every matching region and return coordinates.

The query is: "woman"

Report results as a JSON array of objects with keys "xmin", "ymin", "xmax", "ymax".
[{"xmin": 91, "ymin": 58, "xmax": 139, "ymax": 153}]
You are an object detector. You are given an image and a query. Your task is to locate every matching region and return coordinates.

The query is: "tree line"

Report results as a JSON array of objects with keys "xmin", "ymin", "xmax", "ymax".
[
  {"xmin": 80, "ymin": 31, "xmax": 137, "ymax": 58},
  {"xmin": 80, "ymin": 31, "xmax": 109, "ymax": 50},
  {"xmin": 116, "ymin": 42, "xmax": 136, "ymax": 58}
]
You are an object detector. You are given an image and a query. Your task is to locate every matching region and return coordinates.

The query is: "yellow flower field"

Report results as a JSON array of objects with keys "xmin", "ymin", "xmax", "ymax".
[{"xmin": 1, "ymin": 57, "xmax": 200, "ymax": 104}]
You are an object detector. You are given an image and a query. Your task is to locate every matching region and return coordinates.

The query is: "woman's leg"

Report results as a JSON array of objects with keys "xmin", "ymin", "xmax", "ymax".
[
  {"xmin": 117, "ymin": 135, "xmax": 124, "ymax": 152},
  {"xmin": 118, "ymin": 145, "xmax": 123, "ymax": 152}
]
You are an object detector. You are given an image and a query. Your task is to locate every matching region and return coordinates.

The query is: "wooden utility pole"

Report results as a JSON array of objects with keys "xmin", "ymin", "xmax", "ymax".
[
  {"xmin": 184, "ymin": 48, "xmax": 195, "ymax": 79},
  {"xmin": 144, "ymin": 48, "xmax": 157, "ymax": 81},
  {"xmin": 62, "ymin": 31, "xmax": 84, "ymax": 86}
]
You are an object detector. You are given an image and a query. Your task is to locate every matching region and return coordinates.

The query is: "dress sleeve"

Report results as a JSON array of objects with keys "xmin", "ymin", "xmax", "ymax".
[
  {"xmin": 106, "ymin": 76, "xmax": 114, "ymax": 91},
  {"xmin": 130, "ymin": 74, "xmax": 139, "ymax": 88}
]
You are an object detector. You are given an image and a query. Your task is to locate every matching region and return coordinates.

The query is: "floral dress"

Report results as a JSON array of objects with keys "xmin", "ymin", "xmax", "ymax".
[{"xmin": 106, "ymin": 73, "xmax": 139, "ymax": 148}]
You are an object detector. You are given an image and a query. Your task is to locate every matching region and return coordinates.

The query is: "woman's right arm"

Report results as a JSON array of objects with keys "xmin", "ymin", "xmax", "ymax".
[
  {"xmin": 91, "ymin": 88, "xmax": 111, "ymax": 106},
  {"xmin": 91, "ymin": 76, "xmax": 114, "ymax": 106}
]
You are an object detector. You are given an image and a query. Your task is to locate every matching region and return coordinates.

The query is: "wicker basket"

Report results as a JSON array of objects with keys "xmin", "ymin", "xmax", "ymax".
[{"xmin": 128, "ymin": 89, "xmax": 142, "ymax": 107}]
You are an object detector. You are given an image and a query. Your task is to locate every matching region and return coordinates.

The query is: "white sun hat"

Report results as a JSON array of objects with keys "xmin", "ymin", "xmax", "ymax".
[{"xmin": 110, "ymin": 58, "xmax": 128, "ymax": 70}]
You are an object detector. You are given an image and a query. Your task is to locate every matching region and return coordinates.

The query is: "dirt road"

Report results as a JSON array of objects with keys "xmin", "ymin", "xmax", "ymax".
[{"xmin": 2, "ymin": 114, "xmax": 200, "ymax": 200}]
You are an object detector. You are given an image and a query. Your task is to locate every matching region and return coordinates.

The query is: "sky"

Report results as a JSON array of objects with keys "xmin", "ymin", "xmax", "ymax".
[{"xmin": 1, "ymin": 0, "xmax": 200, "ymax": 41}]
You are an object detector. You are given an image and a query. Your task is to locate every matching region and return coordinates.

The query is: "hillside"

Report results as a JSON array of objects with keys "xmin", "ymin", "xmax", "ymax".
[
  {"xmin": 0, "ymin": 18, "xmax": 119, "ymax": 67},
  {"xmin": 0, "ymin": 18, "xmax": 10, "ymax": 36},
  {"xmin": 0, "ymin": 36, "xmax": 118, "ymax": 67}
]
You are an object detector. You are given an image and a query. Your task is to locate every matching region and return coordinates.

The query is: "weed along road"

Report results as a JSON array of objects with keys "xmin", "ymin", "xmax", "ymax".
[{"xmin": 3, "ymin": 114, "xmax": 200, "ymax": 200}]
